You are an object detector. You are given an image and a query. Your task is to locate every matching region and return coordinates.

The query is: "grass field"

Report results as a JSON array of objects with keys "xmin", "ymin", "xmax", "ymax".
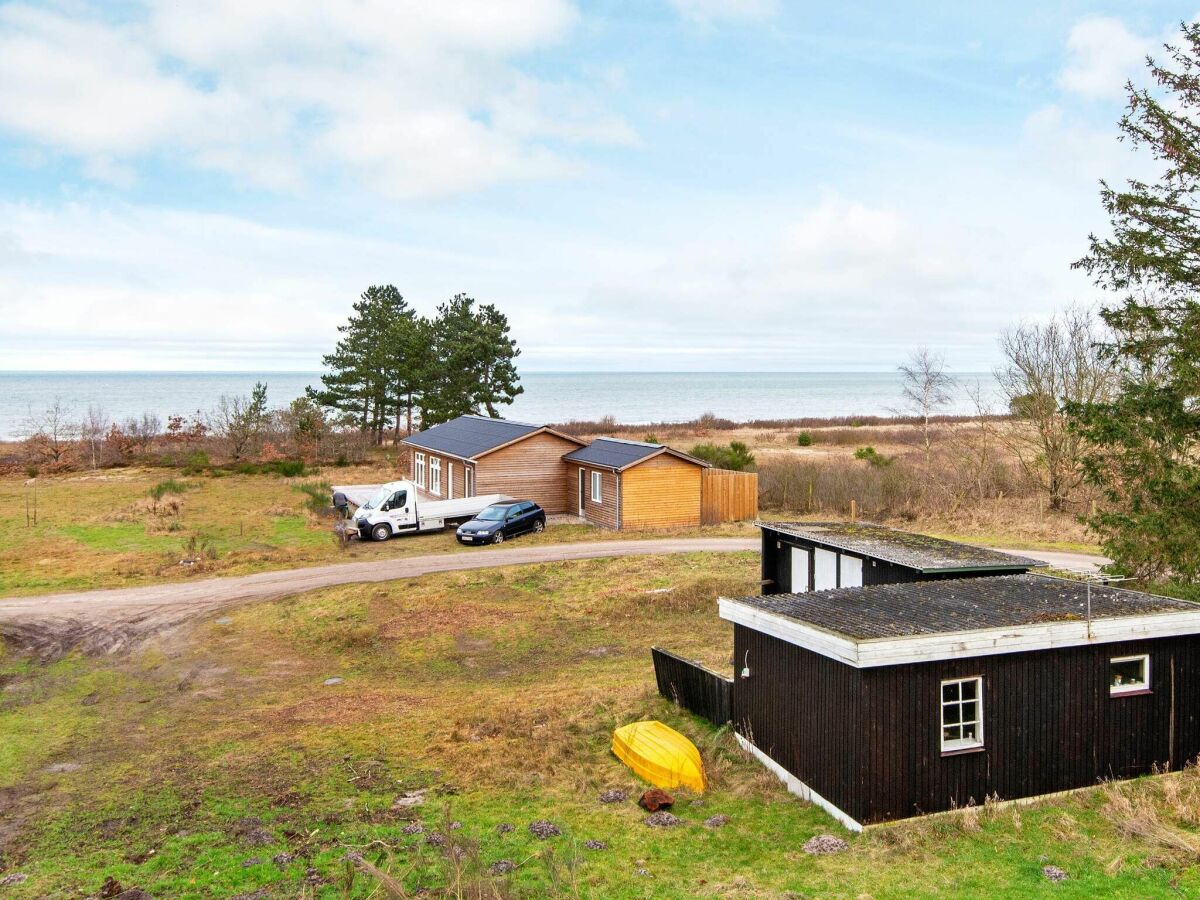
[
  {"xmin": 1, "ymin": 552, "xmax": 1197, "ymax": 897},
  {"xmin": 0, "ymin": 465, "xmax": 754, "ymax": 596}
]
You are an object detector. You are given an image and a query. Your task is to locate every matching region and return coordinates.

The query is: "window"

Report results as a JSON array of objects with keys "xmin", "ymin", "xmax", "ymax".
[
  {"xmin": 415, "ymin": 452, "xmax": 426, "ymax": 488},
  {"xmin": 591, "ymin": 470, "xmax": 602, "ymax": 502},
  {"xmin": 465, "ymin": 467, "xmax": 474, "ymax": 497},
  {"xmin": 388, "ymin": 490, "xmax": 407, "ymax": 509},
  {"xmin": 447, "ymin": 462, "xmax": 454, "ymax": 499},
  {"xmin": 941, "ymin": 677, "xmax": 983, "ymax": 752},
  {"xmin": 430, "ymin": 457, "xmax": 442, "ymax": 495},
  {"xmin": 1110, "ymin": 655, "xmax": 1150, "ymax": 695}
]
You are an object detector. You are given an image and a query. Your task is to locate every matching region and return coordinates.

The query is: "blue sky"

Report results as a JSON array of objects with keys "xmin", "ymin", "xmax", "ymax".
[{"xmin": 0, "ymin": 1, "xmax": 1186, "ymax": 372}]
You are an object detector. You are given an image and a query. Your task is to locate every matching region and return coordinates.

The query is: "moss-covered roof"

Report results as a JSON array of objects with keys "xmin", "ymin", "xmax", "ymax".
[{"xmin": 758, "ymin": 521, "xmax": 1045, "ymax": 573}]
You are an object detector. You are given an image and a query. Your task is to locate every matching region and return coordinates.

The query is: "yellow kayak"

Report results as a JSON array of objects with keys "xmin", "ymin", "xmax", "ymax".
[{"xmin": 612, "ymin": 720, "xmax": 706, "ymax": 793}]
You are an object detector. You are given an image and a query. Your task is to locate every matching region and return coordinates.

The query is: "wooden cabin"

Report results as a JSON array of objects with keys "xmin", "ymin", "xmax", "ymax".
[
  {"xmin": 718, "ymin": 574, "xmax": 1200, "ymax": 830},
  {"xmin": 758, "ymin": 521, "xmax": 1043, "ymax": 593},
  {"xmin": 399, "ymin": 416, "xmax": 584, "ymax": 514},
  {"xmin": 563, "ymin": 438, "xmax": 709, "ymax": 530}
]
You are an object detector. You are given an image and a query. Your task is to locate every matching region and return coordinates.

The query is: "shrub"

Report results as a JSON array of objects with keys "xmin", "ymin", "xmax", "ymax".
[
  {"xmin": 182, "ymin": 449, "xmax": 211, "ymax": 474},
  {"xmin": 149, "ymin": 478, "xmax": 191, "ymax": 500},
  {"xmin": 689, "ymin": 440, "xmax": 756, "ymax": 471},
  {"xmin": 796, "ymin": 432, "xmax": 813, "ymax": 447},
  {"xmin": 854, "ymin": 446, "xmax": 893, "ymax": 468},
  {"xmin": 643, "ymin": 433, "xmax": 660, "ymax": 445},
  {"xmin": 294, "ymin": 480, "xmax": 333, "ymax": 514}
]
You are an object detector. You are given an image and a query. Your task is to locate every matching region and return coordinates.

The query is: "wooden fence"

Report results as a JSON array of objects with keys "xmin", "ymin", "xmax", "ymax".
[
  {"xmin": 652, "ymin": 647, "xmax": 734, "ymax": 726},
  {"xmin": 700, "ymin": 468, "xmax": 758, "ymax": 524}
]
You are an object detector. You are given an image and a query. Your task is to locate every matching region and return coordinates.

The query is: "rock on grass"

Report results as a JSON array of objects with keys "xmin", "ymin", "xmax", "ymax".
[
  {"xmin": 638, "ymin": 788, "xmax": 674, "ymax": 812},
  {"xmin": 495, "ymin": 822, "xmax": 514, "ymax": 834},
  {"xmin": 704, "ymin": 814, "xmax": 730, "ymax": 828},
  {"xmin": 644, "ymin": 811, "xmax": 681, "ymax": 828},
  {"xmin": 0, "ymin": 874, "xmax": 28, "ymax": 886},
  {"xmin": 401, "ymin": 822, "xmax": 424, "ymax": 835},
  {"xmin": 488, "ymin": 860, "xmax": 516, "ymax": 875},
  {"xmin": 584, "ymin": 839, "xmax": 608, "ymax": 850},
  {"xmin": 802, "ymin": 834, "xmax": 849, "ymax": 855},
  {"xmin": 598, "ymin": 789, "xmax": 627, "ymax": 804},
  {"xmin": 528, "ymin": 820, "xmax": 561, "ymax": 839},
  {"xmin": 1043, "ymin": 865, "xmax": 1069, "ymax": 883}
]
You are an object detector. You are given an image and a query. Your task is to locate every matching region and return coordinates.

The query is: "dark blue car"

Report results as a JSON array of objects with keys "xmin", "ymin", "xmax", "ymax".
[{"xmin": 455, "ymin": 500, "xmax": 546, "ymax": 545}]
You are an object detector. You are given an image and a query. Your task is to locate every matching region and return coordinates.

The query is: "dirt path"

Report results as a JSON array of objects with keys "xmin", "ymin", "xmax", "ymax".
[
  {"xmin": 996, "ymin": 548, "xmax": 1111, "ymax": 573},
  {"xmin": 0, "ymin": 538, "xmax": 759, "ymax": 659}
]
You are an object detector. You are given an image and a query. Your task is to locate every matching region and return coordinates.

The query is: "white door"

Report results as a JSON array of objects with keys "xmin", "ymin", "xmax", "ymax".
[
  {"xmin": 814, "ymin": 548, "xmax": 838, "ymax": 591},
  {"xmin": 385, "ymin": 488, "xmax": 414, "ymax": 529},
  {"xmin": 465, "ymin": 466, "xmax": 473, "ymax": 497},
  {"xmin": 839, "ymin": 554, "xmax": 864, "ymax": 588},
  {"xmin": 790, "ymin": 547, "xmax": 810, "ymax": 593}
]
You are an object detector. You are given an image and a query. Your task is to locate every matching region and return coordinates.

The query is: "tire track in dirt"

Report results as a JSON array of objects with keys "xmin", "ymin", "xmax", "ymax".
[{"xmin": 0, "ymin": 538, "xmax": 759, "ymax": 660}]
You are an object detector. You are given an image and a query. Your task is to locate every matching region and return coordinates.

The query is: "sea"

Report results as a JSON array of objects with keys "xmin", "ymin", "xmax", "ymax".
[{"xmin": 0, "ymin": 371, "xmax": 1002, "ymax": 440}]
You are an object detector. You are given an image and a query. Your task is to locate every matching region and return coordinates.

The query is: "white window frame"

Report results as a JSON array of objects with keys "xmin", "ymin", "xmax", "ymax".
[
  {"xmin": 590, "ymin": 470, "xmax": 602, "ymax": 503},
  {"xmin": 447, "ymin": 462, "xmax": 454, "ymax": 499},
  {"xmin": 415, "ymin": 452, "xmax": 426, "ymax": 488},
  {"xmin": 430, "ymin": 456, "xmax": 442, "ymax": 496},
  {"xmin": 1110, "ymin": 654, "xmax": 1151, "ymax": 695},
  {"xmin": 465, "ymin": 466, "xmax": 474, "ymax": 497},
  {"xmin": 940, "ymin": 676, "xmax": 984, "ymax": 753}
]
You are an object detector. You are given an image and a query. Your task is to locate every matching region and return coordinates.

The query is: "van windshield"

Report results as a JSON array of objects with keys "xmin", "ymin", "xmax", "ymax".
[
  {"xmin": 476, "ymin": 505, "xmax": 511, "ymax": 521},
  {"xmin": 361, "ymin": 487, "xmax": 391, "ymax": 510}
]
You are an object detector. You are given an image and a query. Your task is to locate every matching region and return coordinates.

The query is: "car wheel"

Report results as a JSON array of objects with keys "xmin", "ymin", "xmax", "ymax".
[
  {"xmin": 371, "ymin": 523, "xmax": 392, "ymax": 542},
  {"xmin": 533, "ymin": 519, "xmax": 545, "ymax": 533},
  {"xmin": 493, "ymin": 531, "xmax": 505, "ymax": 544}
]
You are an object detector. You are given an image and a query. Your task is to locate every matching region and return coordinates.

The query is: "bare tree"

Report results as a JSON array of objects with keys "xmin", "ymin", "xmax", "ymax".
[
  {"xmin": 997, "ymin": 306, "xmax": 1116, "ymax": 511},
  {"xmin": 898, "ymin": 347, "xmax": 955, "ymax": 474},
  {"xmin": 80, "ymin": 404, "xmax": 110, "ymax": 469},
  {"xmin": 209, "ymin": 382, "xmax": 269, "ymax": 460},
  {"xmin": 20, "ymin": 398, "xmax": 78, "ymax": 464}
]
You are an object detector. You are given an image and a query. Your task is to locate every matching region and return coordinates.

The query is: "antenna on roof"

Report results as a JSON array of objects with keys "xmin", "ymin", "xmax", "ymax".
[{"xmin": 1060, "ymin": 569, "xmax": 1131, "ymax": 640}]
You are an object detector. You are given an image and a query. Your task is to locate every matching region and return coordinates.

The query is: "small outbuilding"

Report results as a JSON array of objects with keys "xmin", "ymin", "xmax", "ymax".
[
  {"xmin": 758, "ymin": 521, "xmax": 1044, "ymax": 593},
  {"xmin": 719, "ymin": 574, "xmax": 1200, "ymax": 829},
  {"xmin": 563, "ymin": 438, "xmax": 709, "ymax": 530},
  {"xmin": 399, "ymin": 415, "xmax": 584, "ymax": 514}
]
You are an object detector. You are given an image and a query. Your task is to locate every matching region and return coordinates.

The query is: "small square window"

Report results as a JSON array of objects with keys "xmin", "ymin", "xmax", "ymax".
[
  {"xmin": 940, "ymin": 676, "xmax": 984, "ymax": 753},
  {"xmin": 1110, "ymin": 655, "xmax": 1150, "ymax": 695}
]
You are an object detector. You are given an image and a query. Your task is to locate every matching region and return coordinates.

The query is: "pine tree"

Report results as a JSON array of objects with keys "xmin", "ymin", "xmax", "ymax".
[
  {"xmin": 1072, "ymin": 23, "xmax": 1200, "ymax": 581},
  {"xmin": 418, "ymin": 294, "xmax": 523, "ymax": 426}
]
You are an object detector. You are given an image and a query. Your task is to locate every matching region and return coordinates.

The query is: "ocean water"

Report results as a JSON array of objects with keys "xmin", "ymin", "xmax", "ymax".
[{"xmin": 0, "ymin": 371, "xmax": 1000, "ymax": 440}]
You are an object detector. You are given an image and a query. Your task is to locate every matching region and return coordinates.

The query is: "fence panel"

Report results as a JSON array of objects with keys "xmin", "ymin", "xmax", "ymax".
[
  {"xmin": 700, "ymin": 468, "xmax": 759, "ymax": 524},
  {"xmin": 652, "ymin": 647, "xmax": 733, "ymax": 725}
]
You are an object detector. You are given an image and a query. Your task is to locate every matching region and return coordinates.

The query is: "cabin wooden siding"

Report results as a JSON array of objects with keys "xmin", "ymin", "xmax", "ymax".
[
  {"xmin": 734, "ymin": 623, "xmax": 1200, "ymax": 826},
  {"xmin": 620, "ymin": 454, "xmax": 703, "ymax": 530},
  {"xmin": 473, "ymin": 431, "xmax": 579, "ymax": 513},
  {"xmin": 760, "ymin": 531, "xmax": 1024, "ymax": 594},
  {"xmin": 575, "ymin": 465, "xmax": 620, "ymax": 528}
]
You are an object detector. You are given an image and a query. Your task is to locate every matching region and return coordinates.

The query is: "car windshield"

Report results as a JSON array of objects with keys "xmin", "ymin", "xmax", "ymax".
[
  {"xmin": 476, "ymin": 505, "xmax": 512, "ymax": 521},
  {"xmin": 361, "ymin": 487, "xmax": 391, "ymax": 510}
]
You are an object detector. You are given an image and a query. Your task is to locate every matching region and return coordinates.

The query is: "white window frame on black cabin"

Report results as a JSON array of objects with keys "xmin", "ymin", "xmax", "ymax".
[
  {"xmin": 940, "ymin": 676, "xmax": 984, "ymax": 753},
  {"xmin": 415, "ymin": 452, "xmax": 426, "ymax": 488},
  {"xmin": 1110, "ymin": 654, "xmax": 1150, "ymax": 695},
  {"xmin": 591, "ymin": 470, "xmax": 602, "ymax": 503}
]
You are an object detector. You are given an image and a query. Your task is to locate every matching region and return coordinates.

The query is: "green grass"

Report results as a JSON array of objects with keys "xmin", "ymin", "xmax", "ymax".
[{"xmin": 2, "ymin": 553, "xmax": 1199, "ymax": 896}]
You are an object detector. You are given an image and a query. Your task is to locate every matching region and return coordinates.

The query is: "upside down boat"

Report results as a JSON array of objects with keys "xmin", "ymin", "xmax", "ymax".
[{"xmin": 611, "ymin": 720, "xmax": 706, "ymax": 793}]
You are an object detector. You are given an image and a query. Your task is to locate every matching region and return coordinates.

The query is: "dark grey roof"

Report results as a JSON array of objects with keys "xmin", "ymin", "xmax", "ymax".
[
  {"xmin": 759, "ymin": 521, "xmax": 1044, "ymax": 573},
  {"xmin": 729, "ymin": 574, "xmax": 1197, "ymax": 640},
  {"xmin": 401, "ymin": 415, "xmax": 543, "ymax": 459},
  {"xmin": 563, "ymin": 437, "xmax": 708, "ymax": 471}
]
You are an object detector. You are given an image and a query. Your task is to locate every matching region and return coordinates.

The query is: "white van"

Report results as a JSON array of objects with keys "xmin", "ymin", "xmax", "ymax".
[{"xmin": 346, "ymin": 480, "xmax": 511, "ymax": 541}]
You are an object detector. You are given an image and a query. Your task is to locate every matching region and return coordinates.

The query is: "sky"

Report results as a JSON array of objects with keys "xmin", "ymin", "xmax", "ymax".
[{"xmin": 0, "ymin": 1, "xmax": 1187, "ymax": 373}]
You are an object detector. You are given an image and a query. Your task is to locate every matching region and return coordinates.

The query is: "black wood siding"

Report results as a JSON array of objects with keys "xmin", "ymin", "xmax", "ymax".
[
  {"xmin": 760, "ymin": 531, "xmax": 1022, "ymax": 593},
  {"xmin": 733, "ymin": 625, "xmax": 1200, "ymax": 826},
  {"xmin": 861, "ymin": 637, "xmax": 1200, "ymax": 823},
  {"xmin": 731, "ymin": 624, "xmax": 866, "ymax": 821},
  {"xmin": 652, "ymin": 647, "xmax": 733, "ymax": 725}
]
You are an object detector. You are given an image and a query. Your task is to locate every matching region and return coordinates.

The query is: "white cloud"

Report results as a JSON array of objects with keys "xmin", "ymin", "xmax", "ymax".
[
  {"xmin": 667, "ymin": 0, "xmax": 778, "ymax": 24},
  {"xmin": 0, "ymin": 1, "xmax": 633, "ymax": 197},
  {"xmin": 1058, "ymin": 16, "xmax": 1152, "ymax": 100}
]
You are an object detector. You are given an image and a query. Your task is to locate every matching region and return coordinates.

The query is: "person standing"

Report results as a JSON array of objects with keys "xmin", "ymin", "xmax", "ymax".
[{"xmin": 332, "ymin": 489, "xmax": 350, "ymax": 519}]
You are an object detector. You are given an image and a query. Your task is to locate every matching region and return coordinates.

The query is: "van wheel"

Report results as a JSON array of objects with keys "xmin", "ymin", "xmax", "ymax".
[
  {"xmin": 533, "ymin": 519, "xmax": 545, "ymax": 533},
  {"xmin": 371, "ymin": 523, "xmax": 392, "ymax": 542}
]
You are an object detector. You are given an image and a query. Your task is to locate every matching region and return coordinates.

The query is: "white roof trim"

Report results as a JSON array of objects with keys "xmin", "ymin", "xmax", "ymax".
[{"xmin": 718, "ymin": 598, "xmax": 1200, "ymax": 667}]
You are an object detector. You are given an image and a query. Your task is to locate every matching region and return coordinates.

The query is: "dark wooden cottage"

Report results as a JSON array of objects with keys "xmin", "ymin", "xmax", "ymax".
[
  {"xmin": 758, "ymin": 521, "xmax": 1044, "ymax": 593},
  {"xmin": 719, "ymin": 574, "xmax": 1200, "ymax": 830}
]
